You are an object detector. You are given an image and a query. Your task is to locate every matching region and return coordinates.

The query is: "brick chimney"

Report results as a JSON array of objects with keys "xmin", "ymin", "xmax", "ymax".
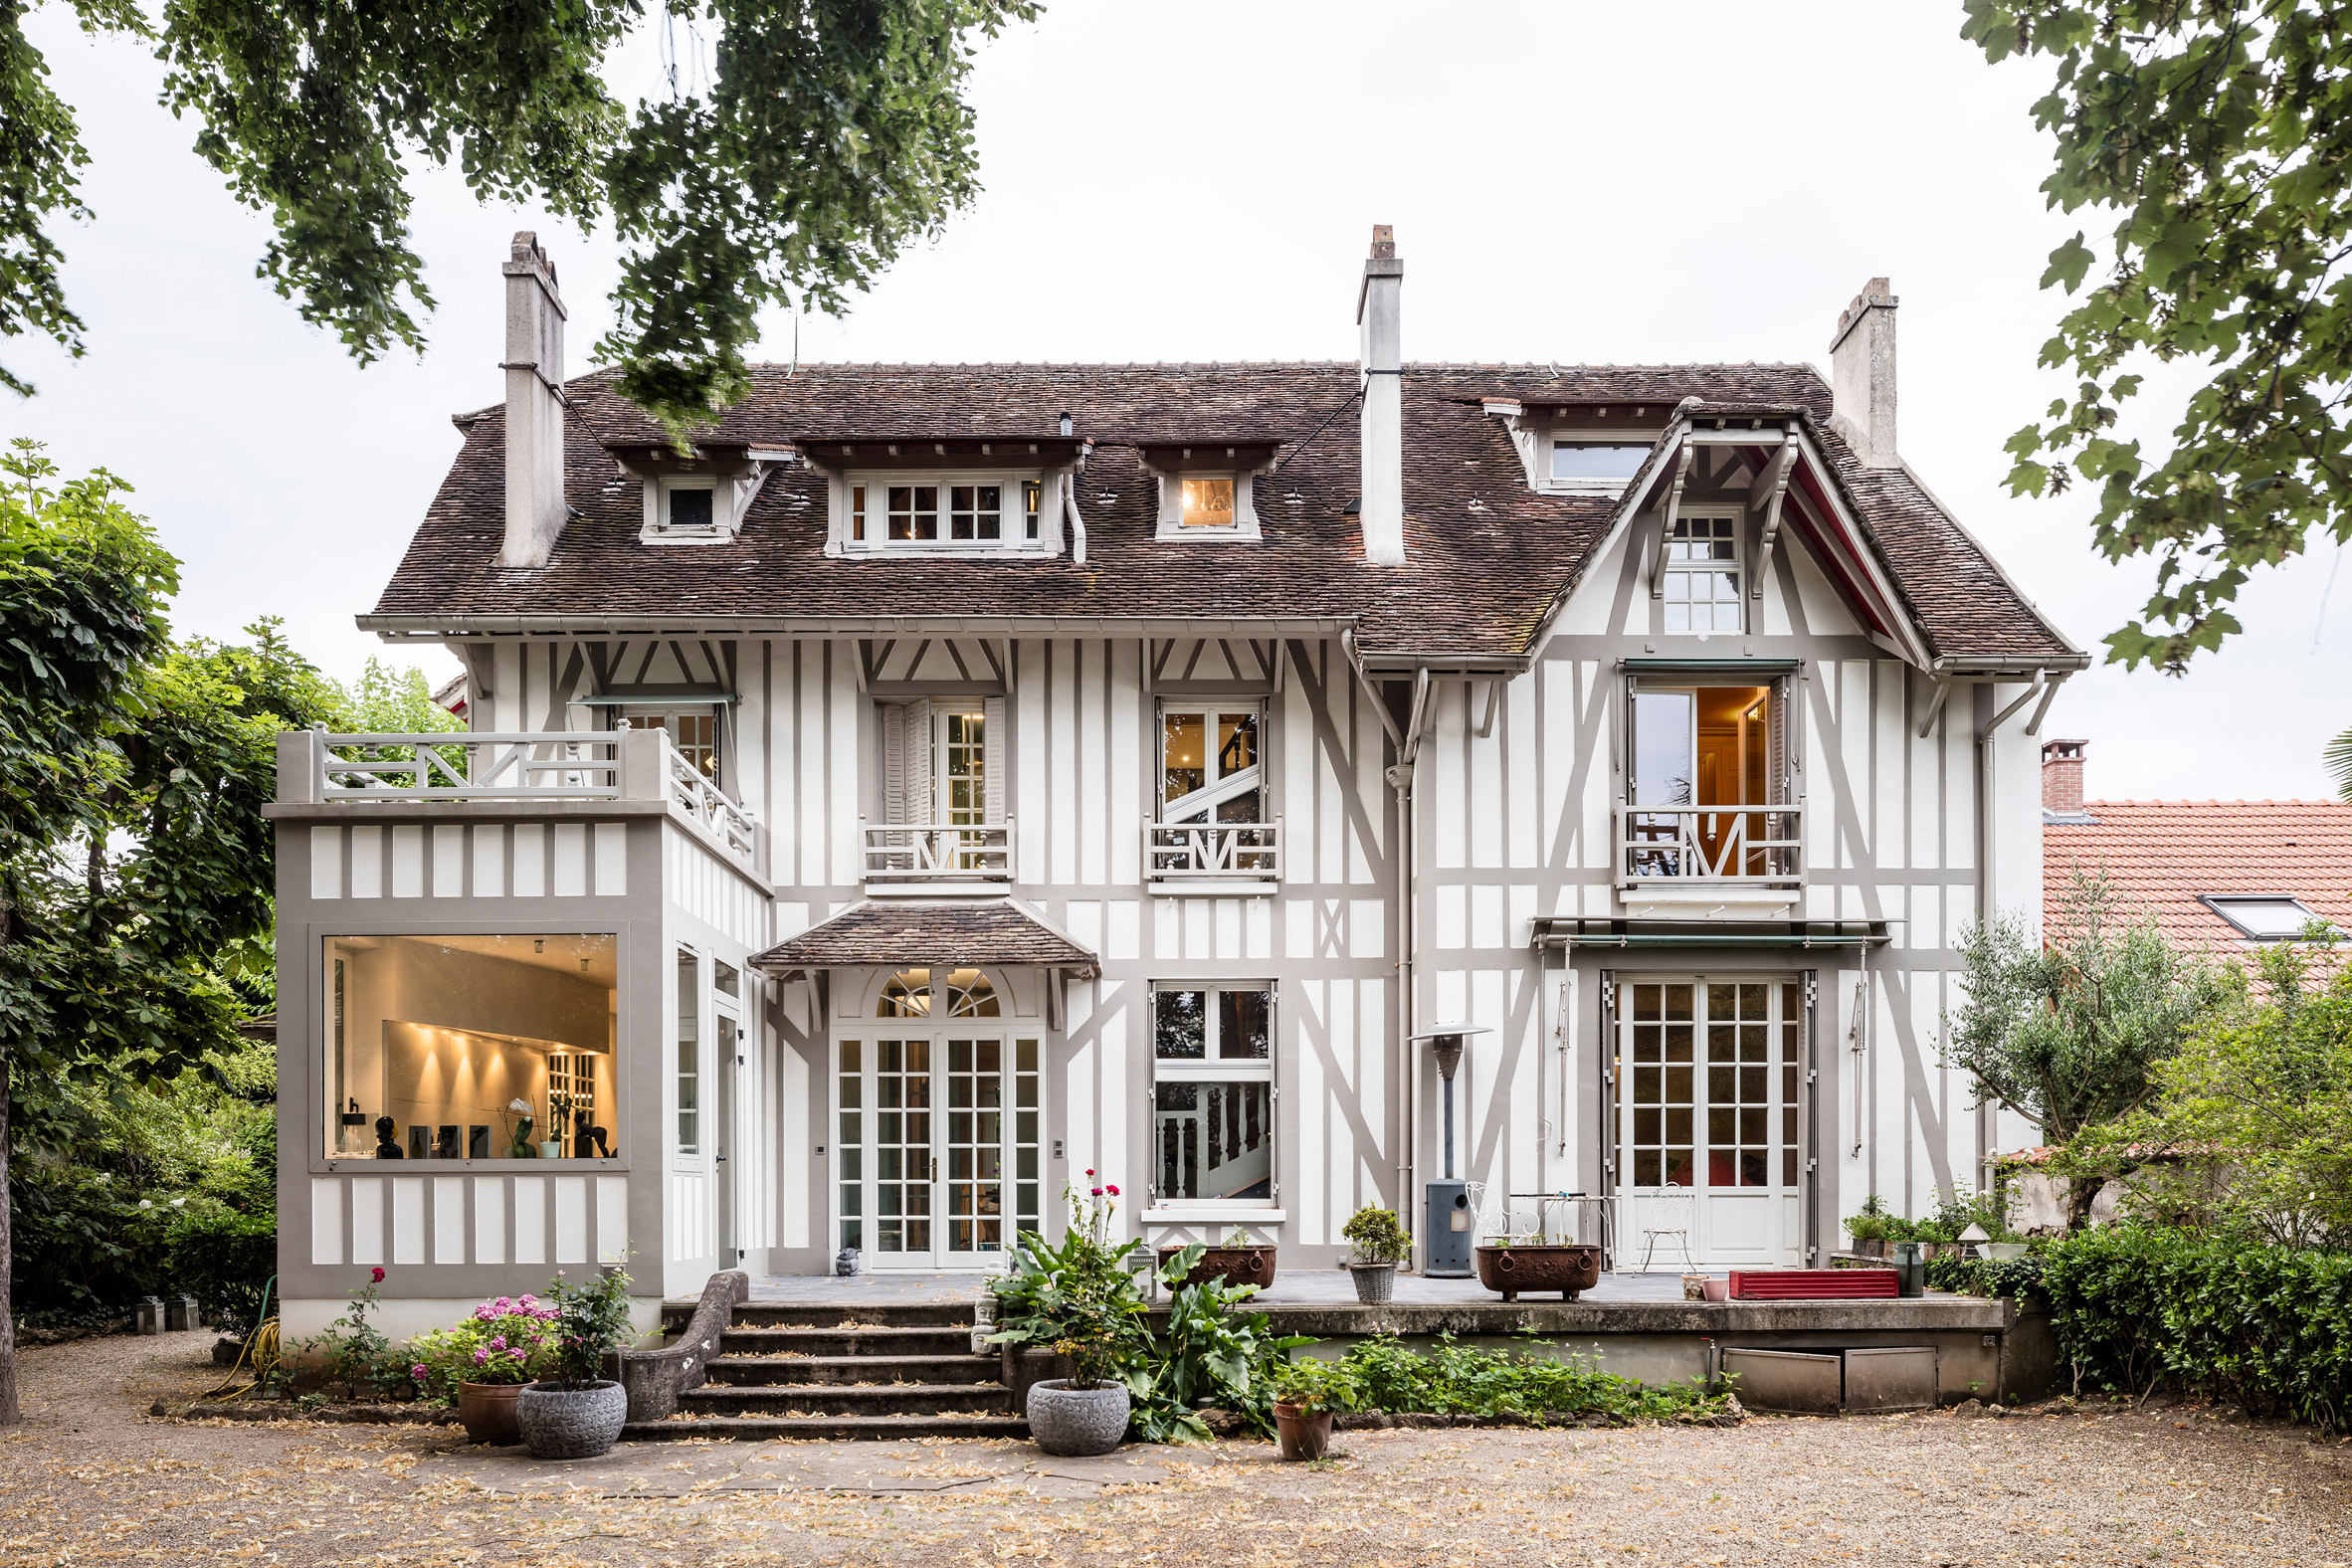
[
  {"xmin": 1829, "ymin": 278, "xmax": 1898, "ymax": 468},
  {"xmin": 2042, "ymin": 738, "xmax": 2087, "ymax": 815},
  {"xmin": 1355, "ymin": 224, "xmax": 1405, "ymax": 566},
  {"xmin": 500, "ymin": 233, "xmax": 568, "ymax": 568}
]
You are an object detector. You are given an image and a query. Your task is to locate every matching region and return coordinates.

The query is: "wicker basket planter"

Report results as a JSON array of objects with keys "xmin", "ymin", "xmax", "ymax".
[{"xmin": 1347, "ymin": 1263, "xmax": 1397, "ymax": 1303}]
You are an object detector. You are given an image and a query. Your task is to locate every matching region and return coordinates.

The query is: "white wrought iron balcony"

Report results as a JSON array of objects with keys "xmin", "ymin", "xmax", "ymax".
[
  {"xmin": 1143, "ymin": 819, "xmax": 1282, "ymax": 886},
  {"xmin": 1614, "ymin": 804, "xmax": 1803, "ymax": 885},
  {"xmin": 281, "ymin": 726, "xmax": 758, "ymax": 873},
  {"xmin": 863, "ymin": 822, "xmax": 1015, "ymax": 883}
]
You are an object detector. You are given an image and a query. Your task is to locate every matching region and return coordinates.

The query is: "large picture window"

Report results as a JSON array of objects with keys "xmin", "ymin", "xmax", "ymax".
[
  {"xmin": 1625, "ymin": 680, "xmax": 1794, "ymax": 882},
  {"xmin": 1151, "ymin": 983, "xmax": 1274, "ymax": 1203},
  {"xmin": 1159, "ymin": 705, "xmax": 1263, "ymax": 824},
  {"xmin": 320, "ymin": 934, "xmax": 618, "ymax": 1161}
]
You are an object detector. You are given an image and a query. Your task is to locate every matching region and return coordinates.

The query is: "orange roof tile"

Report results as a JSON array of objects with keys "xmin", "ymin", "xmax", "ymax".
[{"xmin": 2044, "ymin": 799, "xmax": 2352, "ymax": 957}]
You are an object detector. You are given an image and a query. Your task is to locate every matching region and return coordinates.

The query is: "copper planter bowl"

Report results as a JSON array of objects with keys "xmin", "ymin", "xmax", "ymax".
[
  {"xmin": 1475, "ymin": 1244, "xmax": 1603, "ymax": 1302},
  {"xmin": 1157, "ymin": 1245, "xmax": 1276, "ymax": 1292}
]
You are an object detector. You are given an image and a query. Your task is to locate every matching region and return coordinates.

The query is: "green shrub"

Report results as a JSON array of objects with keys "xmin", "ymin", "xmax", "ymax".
[
  {"xmin": 1341, "ymin": 1206, "xmax": 1412, "ymax": 1265},
  {"xmin": 2041, "ymin": 1224, "xmax": 2352, "ymax": 1429},
  {"xmin": 167, "ymin": 1209, "xmax": 277, "ymax": 1333},
  {"xmin": 1270, "ymin": 1355, "xmax": 1362, "ymax": 1415},
  {"xmin": 1924, "ymin": 1251, "xmax": 2047, "ymax": 1299},
  {"xmin": 1341, "ymin": 1333, "xmax": 1727, "ymax": 1423}
]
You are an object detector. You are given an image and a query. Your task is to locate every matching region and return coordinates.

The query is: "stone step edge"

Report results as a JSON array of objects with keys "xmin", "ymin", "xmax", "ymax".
[{"xmin": 626, "ymin": 1415, "xmax": 1028, "ymax": 1442}]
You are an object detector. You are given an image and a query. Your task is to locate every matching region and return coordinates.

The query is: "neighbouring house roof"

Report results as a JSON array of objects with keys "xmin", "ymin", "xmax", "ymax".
[
  {"xmin": 370, "ymin": 362, "xmax": 2075, "ymax": 665},
  {"xmin": 749, "ymin": 897, "xmax": 1098, "ymax": 976},
  {"xmin": 2044, "ymin": 799, "xmax": 2352, "ymax": 956}
]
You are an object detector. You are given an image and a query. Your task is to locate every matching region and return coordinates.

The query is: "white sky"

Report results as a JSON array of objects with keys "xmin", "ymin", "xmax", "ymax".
[{"xmin": 12, "ymin": 0, "xmax": 2345, "ymax": 802}]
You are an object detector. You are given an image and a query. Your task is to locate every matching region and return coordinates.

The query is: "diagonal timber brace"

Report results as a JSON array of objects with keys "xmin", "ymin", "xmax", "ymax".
[
  {"xmin": 1749, "ymin": 433, "xmax": 1799, "ymax": 599},
  {"xmin": 1649, "ymin": 442, "xmax": 1697, "ymax": 599}
]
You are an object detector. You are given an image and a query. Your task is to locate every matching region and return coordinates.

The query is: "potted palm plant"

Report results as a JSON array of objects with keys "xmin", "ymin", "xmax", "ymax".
[
  {"xmin": 1340, "ymin": 1205, "xmax": 1410, "ymax": 1303},
  {"xmin": 514, "ymin": 1267, "xmax": 638, "ymax": 1460},
  {"xmin": 1269, "ymin": 1355, "xmax": 1360, "ymax": 1462}
]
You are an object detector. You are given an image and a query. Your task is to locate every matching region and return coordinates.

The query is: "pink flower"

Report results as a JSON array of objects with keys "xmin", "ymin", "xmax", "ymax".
[
  {"xmin": 490, "ymin": 1335, "xmax": 507, "ymax": 1350},
  {"xmin": 370, "ymin": 1267, "xmax": 385, "ymax": 1283},
  {"xmin": 411, "ymin": 1363, "xmax": 427, "ymax": 1378},
  {"xmin": 473, "ymin": 1348, "xmax": 489, "ymax": 1365},
  {"xmin": 1090, "ymin": 1187, "xmax": 1102, "ymax": 1197}
]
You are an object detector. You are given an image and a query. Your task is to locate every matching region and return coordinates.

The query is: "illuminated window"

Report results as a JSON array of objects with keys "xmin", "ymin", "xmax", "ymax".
[
  {"xmin": 846, "ymin": 473, "xmax": 1048, "ymax": 552},
  {"xmin": 318, "ymin": 934, "xmax": 619, "ymax": 1162},
  {"xmin": 1180, "ymin": 478, "xmax": 1236, "ymax": 528},
  {"xmin": 618, "ymin": 708, "xmax": 720, "ymax": 784},
  {"xmin": 1023, "ymin": 480, "xmax": 1043, "ymax": 539}
]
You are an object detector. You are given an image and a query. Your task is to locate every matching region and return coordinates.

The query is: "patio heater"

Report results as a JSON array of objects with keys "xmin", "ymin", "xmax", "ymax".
[{"xmin": 1413, "ymin": 1022, "xmax": 1490, "ymax": 1278}]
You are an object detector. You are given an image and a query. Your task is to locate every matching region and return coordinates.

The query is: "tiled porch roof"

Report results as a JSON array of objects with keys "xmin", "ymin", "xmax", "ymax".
[{"xmin": 749, "ymin": 897, "xmax": 1098, "ymax": 975}]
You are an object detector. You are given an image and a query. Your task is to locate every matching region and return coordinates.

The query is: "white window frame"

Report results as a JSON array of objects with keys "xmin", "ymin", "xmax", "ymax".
[
  {"xmin": 1147, "ymin": 980, "xmax": 1277, "ymax": 1212},
  {"xmin": 2198, "ymin": 894, "xmax": 2335, "ymax": 942},
  {"xmin": 1157, "ymin": 702, "xmax": 1266, "ymax": 824},
  {"xmin": 674, "ymin": 947, "xmax": 704, "ymax": 1165},
  {"xmin": 838, "ymin": 471, "xmax": 1051, "ymax": 556},
  {"xmin": 640, "ymin": 460, "xmax": 784, "ymax": 544},
  {"xmin": 1661, "ymin": 508, "xmax": 1745, "ymax": 635}
]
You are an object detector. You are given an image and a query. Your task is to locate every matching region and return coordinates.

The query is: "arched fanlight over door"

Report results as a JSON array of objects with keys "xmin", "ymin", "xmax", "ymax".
[
  {"xmin": 943, "ymin": 968, "xmax": 999, "ymax": 1018},
  {"xmin": 879, "ymin": 967, "xmax": 932, "ymax": 1018}
]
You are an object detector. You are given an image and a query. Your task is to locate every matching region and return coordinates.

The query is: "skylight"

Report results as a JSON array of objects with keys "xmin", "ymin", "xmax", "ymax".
[{"xmin": 2200, "ymin": 895, "xmax": 2331, "ymax": 941}]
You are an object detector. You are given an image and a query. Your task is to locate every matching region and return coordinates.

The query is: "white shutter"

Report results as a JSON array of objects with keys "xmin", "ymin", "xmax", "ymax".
[
  {"xmin": 881, "ymin": 702, "xmax": 907, "ymax": 825},
  {"xmin": 896, "ymin": 698, "xmax": 932, "ymax": 825},
  {"xmin": 1768, "ymin": 676, "xmax": 1791, "ymax": 805},
  {"xmin": 982, "ymin": 695, "xmax": 1006, "ymax": 824}
]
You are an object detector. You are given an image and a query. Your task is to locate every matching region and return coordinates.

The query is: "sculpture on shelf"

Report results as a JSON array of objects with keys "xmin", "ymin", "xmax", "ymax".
[
  {"xmin": 373, "ymin": 1115, "xmax": 404, "ymax": 1159},
  {"xmin": 590, "ymin": 1124, "xmax": 611, "ymax": 1158},
  {"xmin": 573, "ymin": 1107, "xmax": 595, "ymax": 1157}
]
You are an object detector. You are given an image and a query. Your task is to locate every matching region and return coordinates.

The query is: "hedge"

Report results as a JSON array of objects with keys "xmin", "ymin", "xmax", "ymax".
[{"xmin": 2040, "ymin": 1224, "xmax": 2352, "ymax": 1429}]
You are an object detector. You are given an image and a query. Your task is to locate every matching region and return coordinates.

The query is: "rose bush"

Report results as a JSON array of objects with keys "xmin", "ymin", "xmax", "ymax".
[{"xmin": 407, "ymin": 1293, "xmax": 561, "ymax": 1402}]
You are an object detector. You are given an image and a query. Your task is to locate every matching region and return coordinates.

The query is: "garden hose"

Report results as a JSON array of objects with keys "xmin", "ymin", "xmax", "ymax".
[{"xmin": 199, "ymin": 1275, "xmax": 280, "ymax": 1403}]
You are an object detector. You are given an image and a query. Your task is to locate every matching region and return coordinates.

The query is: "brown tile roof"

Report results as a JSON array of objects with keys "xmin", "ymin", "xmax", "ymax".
[
  {"xmin": 372, "ymin": 361, "xmax": 2072, "ymax": 663},
  {"xmin": 2043, "ymin": 799, "xmax": 2352, "ymax": 955},
  {"xmin": 750, "ymin": 897, "xmax": 1097, "ymax": 975}
]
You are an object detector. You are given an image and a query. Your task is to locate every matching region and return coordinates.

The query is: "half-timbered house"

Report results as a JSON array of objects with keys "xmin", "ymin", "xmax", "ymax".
[{"xmin": 270, "ymin": 228, "xmax": 2080, "ymax": 1337}]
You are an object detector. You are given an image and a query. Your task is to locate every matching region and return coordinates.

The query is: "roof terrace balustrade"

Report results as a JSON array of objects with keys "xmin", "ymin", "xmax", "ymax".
[
  {"xmin": 1614, "ymin": 804, "xmax": 1804, "ymax": 886},
  {"xmin": 281, "ymin": 725, "xmax": 758, "ymax": 873}
]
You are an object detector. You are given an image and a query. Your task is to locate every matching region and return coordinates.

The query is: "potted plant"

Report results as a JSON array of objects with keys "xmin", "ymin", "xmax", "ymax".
[
  {"xmin": 1158, "ymin": 1225, "xmax": 1277, "ymax": 1292},
  {"xmin": 408, "ymin": 1292, "xmax": 560, "ymax": 1444},
  {"xmin": 515, "ymin": 1267, "xmax": 638, "ymax": 1460},
  {"xmin": 1018, "ymin": 1179, "xmax": 1139, "ymax": 1457},
  {"xmin": 1844, "ymin": 1195, "xmax": 1892, "ymax": 1258},
  {"xmin": 1269, "ymin": 1355, "xmax": 1360, "ymax": 1462},
  {"xmin": 1340, "ymin": 1206, "xmax": 1410, "ymax": 1303}
]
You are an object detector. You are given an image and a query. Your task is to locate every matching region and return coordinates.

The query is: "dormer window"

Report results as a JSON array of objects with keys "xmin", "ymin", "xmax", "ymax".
[
  {"xmin": 817, "ymin": 438, "xmax": 1081, "ymax": 558},
  {"xmin": 1552, "ymin": 442, "xmax": 1652, "ymax": 482},
  {"xmin": 842, "ymin": 471, "xmax": 1049, "ymax": 554},
  {"xmin": 1181, "ymin": 479, "xmax": 1235, "ymax": 528},
  {"xmin": 665, "ymin": 484, "xmax": 715, "ymax": 532}
]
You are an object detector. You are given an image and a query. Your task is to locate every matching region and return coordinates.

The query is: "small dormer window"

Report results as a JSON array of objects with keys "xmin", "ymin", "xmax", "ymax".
[
  {"xmin": 1023, "ymin": 481, "xmax": 1043, "ymax": 539},
  {"xmin": 666, "ymin": 485, "xmax": 714, "ymax": 531},
  {"xmin": 1551, "ymin": 441, "xmax": 1652, "ymax": 482},
  {"xmin": 838, "ymin": 469, "xmax": 1050, "ymax": 555},
  {"xmin": 1181, "ymin": 478, "xmax": 1236, "ymax": 528}
]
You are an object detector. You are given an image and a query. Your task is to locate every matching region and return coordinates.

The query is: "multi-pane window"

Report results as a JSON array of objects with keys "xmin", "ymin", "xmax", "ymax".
[
  {"xmin": 887, "ymin": 485, "xmax": 940, "ymax": 540},
  {"xmin": 849, "ymin": 475, "xmax": 1042, "ymax": 550},
  {"xmin": 1621, "ymin": 980, "xmax": 1798, "ymax": 1190},
  {"xmin": 838, "ymin": 1042, "xmax": 865, "ymax": 1251},
  {"xmin": 1160, "ymin": 706, "xmax": 1263, "ymax": 824},
  {"xmin": 1152, "ymin": 983, "xmax": 1274, "ymax": 1202},
  {"xmin": 1180, "ymin": 478, "xmax": 1236, "ymax": 527},
  {"xmin": 666, "ymin": 485, "xmax": 715, "ymax": 530},
  {"xmin": 1662, "ymin": 514, "xmax": 1742, "ymax": 633},
  {"xmin": 871, "ymin": 1038, "xmax": 933, "ymax": 1253},
  {"xmin": 1625, "ymin": 682, "xmax": 1788, "ymax": 881},
  {"xmin": 620, "ymin": 708, "xmax": 720, "ymax": 784},
  {"xmin": 1023, "ymin": 481, "xmax": 1044, "ymax": 539},
  {"xmin": 676, "ymin": 950, "xmax": 700, "ymax": 1155},
  {"xmin": 939, "ymin": 711, "xmax": 985, "ymax": 826}
]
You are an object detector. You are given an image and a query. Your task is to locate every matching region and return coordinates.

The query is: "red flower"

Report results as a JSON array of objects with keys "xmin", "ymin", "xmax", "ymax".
[
  {"xmin": 1090, "ymin": 1187, "xmax": 1102, "ymax": 1197},
  {"xmin": 1106, "ymin": 1184, "xmax": 1120, "ymax": 1197},
  {"xmin": 1084, "ymin": 1169, "xmax": 1095, "ymax": 1177},
  {"xmin": 370, "ymin": 1267, "xmax": 385, "ymax": 1283}
]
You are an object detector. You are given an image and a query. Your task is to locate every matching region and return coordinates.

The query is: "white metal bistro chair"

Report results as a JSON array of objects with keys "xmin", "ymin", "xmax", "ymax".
[{"xmin": 1629, "ymin": 1186, "xmax": 1696, "ymax": 1273}]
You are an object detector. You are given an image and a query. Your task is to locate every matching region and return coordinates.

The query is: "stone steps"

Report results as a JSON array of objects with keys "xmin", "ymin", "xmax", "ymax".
[{"xmin": 640, "ymin": 1296, "xmax": 1027, "ymax": 1441}]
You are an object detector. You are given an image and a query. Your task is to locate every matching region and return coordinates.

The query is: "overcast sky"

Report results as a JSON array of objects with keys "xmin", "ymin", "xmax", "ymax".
[{"xmin": 11, "ymin": 1, "xmax": 2344, "ymax": 802}]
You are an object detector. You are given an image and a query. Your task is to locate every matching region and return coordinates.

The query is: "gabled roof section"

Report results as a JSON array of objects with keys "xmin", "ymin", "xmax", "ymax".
[
  {"xmin": 2046, "ymin": 800, "xmax": 2352, "ymax": 959},
  {"xmin": 749, "ymin": 897, "xmax": 1099, "ymax": 976},
  {"xmin": 377, "ymin": 361, "xmax": 2072, "ymax": 667}
]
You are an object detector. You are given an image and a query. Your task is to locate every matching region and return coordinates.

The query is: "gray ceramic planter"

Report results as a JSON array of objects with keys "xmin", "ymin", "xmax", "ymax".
[
  {"xmin": 516, "ymin": 1379, "xmax": 629, "ymax": 1459},
  {"xmin": 1026, "ymin": 1378, "xmax": 1129, "ymax": 1456}
]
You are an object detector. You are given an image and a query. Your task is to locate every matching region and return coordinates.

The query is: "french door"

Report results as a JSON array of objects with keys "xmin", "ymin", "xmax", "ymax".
[
  {"xmin": 836, "ymin": 1033, "xmax": 1042, "ymax": 1270},
  {"xmin": 1615, "ymin": 976, "xmax": 1803, "ymax": 1268}
]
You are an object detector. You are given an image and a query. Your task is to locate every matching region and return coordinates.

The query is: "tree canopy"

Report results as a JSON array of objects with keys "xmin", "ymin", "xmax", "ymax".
[
  {"xmin": 0, "ymin": 440, "xmax": 347, "ymax": 1423},
  {"xmin": 1962, "ymin": 0, "xmax": 2352, "ymax": 672},
  {"xmin": 1, "ymin": 0, "xmax": 1037, "ymax": 433}
]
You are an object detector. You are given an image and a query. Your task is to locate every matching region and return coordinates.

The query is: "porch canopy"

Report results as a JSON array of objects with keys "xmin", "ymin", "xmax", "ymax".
[{"xmin": 749, "ymin": 896, "xmax": 1099, "ymax": 980}]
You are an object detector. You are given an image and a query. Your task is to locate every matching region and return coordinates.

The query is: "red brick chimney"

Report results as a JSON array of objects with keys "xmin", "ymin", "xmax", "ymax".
[{"xmin": 2042, "ymin": 738, "xmax": 2086, "ymax": 815}]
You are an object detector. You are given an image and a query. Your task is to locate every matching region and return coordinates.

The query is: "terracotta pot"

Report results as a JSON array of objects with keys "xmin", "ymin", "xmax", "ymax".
[
  {"xmin": 1272, "ymin": 1401, "xmax": 1334, "ymax": 1462},
  {"xmin": 1473, "ymin": 1244, "xmax": 1602, "ymax": 1302},
  {"xmin": 457, "ymin": 1380, "xmax": 523, "ymax": 1445},
  {"xmin": 1157, "ymin": 1245, "xmax": 1276, "ymax": 1292}
]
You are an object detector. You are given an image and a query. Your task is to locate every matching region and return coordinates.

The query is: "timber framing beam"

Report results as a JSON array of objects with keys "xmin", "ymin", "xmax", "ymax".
[
  {"xmin": 1649, "ymin": 442, "xmax": 1697, "ymax": 600},
  {"xmin": 1748, "ymin": 433, "xmax": 1799, "ymax": 599}
]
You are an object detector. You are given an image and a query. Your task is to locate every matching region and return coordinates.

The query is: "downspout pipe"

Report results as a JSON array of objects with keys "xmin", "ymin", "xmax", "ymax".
[{"xmin": 1386, "ymin": 670, "xmax": 1433, "ymax": 1262}]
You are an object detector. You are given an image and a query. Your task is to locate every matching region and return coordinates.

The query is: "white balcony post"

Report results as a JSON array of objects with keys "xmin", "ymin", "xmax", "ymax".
[{"xmin": 619, "ymin": 725, "xmax": 665, "ymax": 800}]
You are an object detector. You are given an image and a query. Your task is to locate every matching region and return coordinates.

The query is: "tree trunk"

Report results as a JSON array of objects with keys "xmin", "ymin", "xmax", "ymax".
[
  {"xmin": 0, "ymin": 1044, "xmax": 17, "ymax": 1426},
  {"xmin": 2063, "ymin": 1171, "xmax": 2103, "ymax": 1234}
]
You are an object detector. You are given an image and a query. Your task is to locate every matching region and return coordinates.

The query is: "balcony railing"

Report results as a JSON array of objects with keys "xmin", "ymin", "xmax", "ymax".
[
  {"xmin": 863, "ymin": 822, "xmax": 1014, "ymax": 882},
  {"xmin": 287, "ymin": 727, "xmax": 757, "ymax": 873},
  {"xmin": 1615, "ymin": 804, "xmax": 1803, "ymax": 884},
  {"xmin": 1144, "ymin": 819, "xmax": 1282, "ymax": 882}
]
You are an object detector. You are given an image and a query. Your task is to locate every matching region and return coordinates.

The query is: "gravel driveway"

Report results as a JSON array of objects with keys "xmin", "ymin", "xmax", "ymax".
[{"xmin": 0, "ymin": 1330, "xmax": 2343, "ymax": 1566}]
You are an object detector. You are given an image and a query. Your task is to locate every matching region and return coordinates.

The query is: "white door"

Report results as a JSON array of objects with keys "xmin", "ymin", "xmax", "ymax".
[
  {"xmin": 835, "ymin": 968, "xmax": 1043, "ymax": 1270},
  {"xmin": 1616, "ymin": 977, "xmax": 1803, "ymax": 1269}
]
